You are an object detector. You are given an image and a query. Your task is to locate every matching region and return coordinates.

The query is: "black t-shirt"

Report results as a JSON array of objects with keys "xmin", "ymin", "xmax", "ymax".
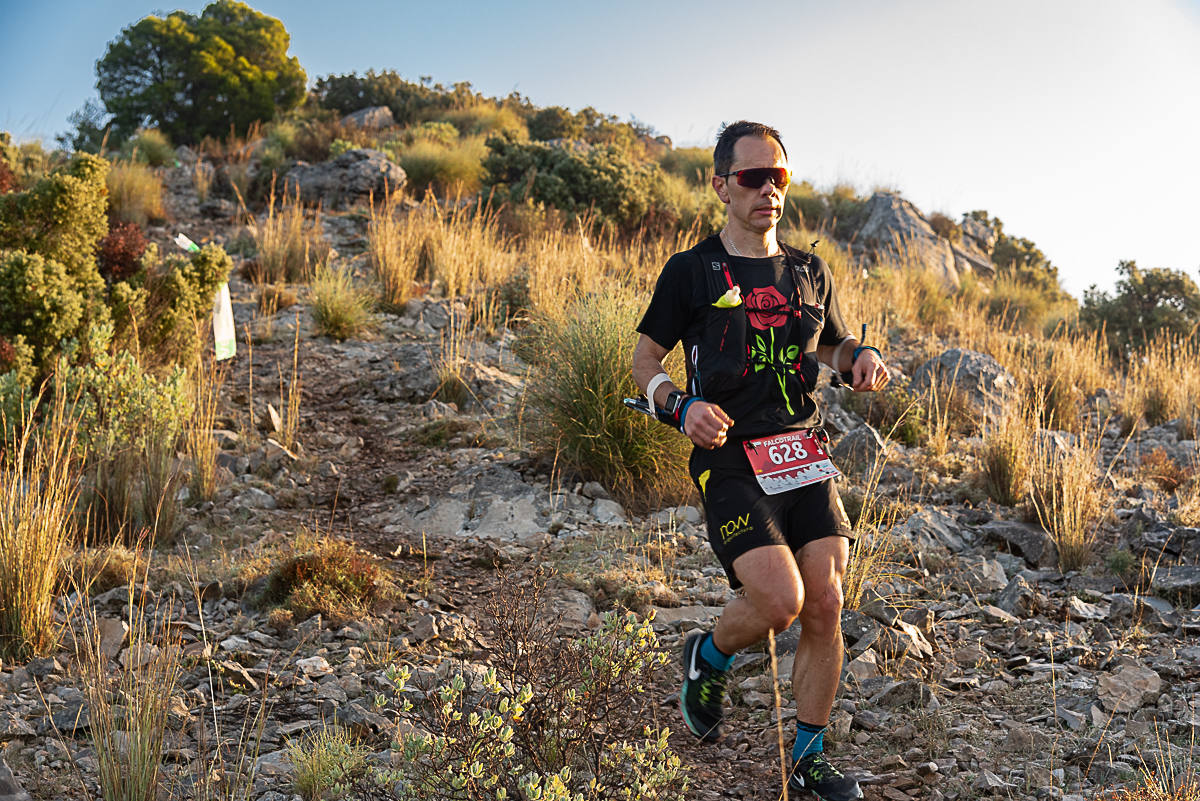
[{"xmin": 637, "ymin": 235, "xmax": 852, "ymax": 439}]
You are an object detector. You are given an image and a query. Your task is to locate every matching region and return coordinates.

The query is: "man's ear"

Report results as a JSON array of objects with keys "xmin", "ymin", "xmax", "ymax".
[{"xmin": 712, "ymin": 175, "xmax": 730, "ymax": 205}]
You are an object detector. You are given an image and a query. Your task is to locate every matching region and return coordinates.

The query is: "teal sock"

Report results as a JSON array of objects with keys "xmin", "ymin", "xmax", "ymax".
[
  {"xmin": 793, "ymin": 720, "xmax": 826, "ymax": 762},
  {"xmin": 699, "ymin": 632, "xmax": 734, "ymax": 671}
]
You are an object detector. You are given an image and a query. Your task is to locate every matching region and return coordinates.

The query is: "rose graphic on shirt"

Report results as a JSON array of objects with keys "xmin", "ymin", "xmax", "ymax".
[{"xmin": 743, "ymin": 286, "xmax": 789, "ymax": 330}]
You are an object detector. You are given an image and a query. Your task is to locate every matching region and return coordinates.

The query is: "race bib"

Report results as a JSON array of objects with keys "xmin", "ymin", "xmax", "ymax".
[{"xmin": 743, "ymin": 429, "xmax": 841, "ymax": 495}]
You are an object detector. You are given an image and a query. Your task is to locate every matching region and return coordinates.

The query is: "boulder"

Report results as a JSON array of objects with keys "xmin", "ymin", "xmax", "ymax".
[
  {"xmin": 855, "ymin": 192, "xmax": 960, "ymax": 286},
  {"xmin": 978, "ymin": 519, "xmax": 1059, "ymax": 569},
  {"xmin": 340, "ymin": 105, "xmax": 395, "ymax": 130},
  {"xmin": 911, "ymin": 348, "xmax": 1019, "ymax": 423},
  {"xmin": 0, "ymin": 758, "xmax": 31, "ymax": 801},
  {"xmin": 831, "ymin": 423, "xmax": 887, "ymax": 474},
  {"xmin": 1097, "ymin": 664, "xmax": 1161, "ymax": 713},
  {"xmin": 1152, "ymin": 565, "xmax": 1200, "ymax": 597},
  {"xmin": 898, "ymin": 508, "xmax": 969, "ymax": 554},
  {"xmin": 283, "ymin": 149, "xmax": 406, "ymax": 208}
]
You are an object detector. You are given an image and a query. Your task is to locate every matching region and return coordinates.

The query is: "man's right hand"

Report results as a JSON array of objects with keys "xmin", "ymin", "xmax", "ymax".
[{"xmin": 683, "ymin": 401, "xmax": 735, "ymax": 450}]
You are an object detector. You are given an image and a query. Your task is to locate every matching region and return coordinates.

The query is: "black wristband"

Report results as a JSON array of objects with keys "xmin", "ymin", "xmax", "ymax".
[{"xmin": 655, "ymin": 390, "xmax": 690, "ymax": 431}]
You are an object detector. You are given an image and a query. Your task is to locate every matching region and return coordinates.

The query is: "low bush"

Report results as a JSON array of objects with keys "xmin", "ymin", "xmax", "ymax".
[
  {"xmin": 288, "ymin": 726, "xmax": 371, "ymax": 801},
  {"xmin": 121, "ymin": 129, "xmax": 175, "ymax": 166},
  {"xmin": 379, "ymin": 567, "xmax": 688, "ymax": 800},
  {"xmin": 392, "ymin": 135, "xmax": 487, "ymax": 196},
  {"xmin": 260, "ymin": 537, "xmax": 394, "ymax": 622},
  {"xmin": 311, "ymin": 265, "xmax": 375, "ymax": 341},
  {"xmin": 520, "ymin": 290, "xmax": 692, "ymax": 510},
  {"xmin": 438, "ymin": 103, "xmax": 527, "ymax": 140},
  {"xmin": 0, "ymin": 250, "xmax": 88, "ymax": 377},
  {"xmin": 658, "ymin": 146, "xmax": 710, "ymax": 185},
  {"xmin": 97, "ymin": 221, "xmax": 148, "ymax": 281},
  {"xmin": 107, "ymin": 161, "xmax": 166, "ymax": 226},
  {"xmin": 844, "ymin": 379, "xmax": 927, "ymax": 446}
]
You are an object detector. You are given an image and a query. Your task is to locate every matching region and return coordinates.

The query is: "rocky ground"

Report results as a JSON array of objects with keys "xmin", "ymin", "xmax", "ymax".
[{"xmin": 1, "ymin": 160, "xmax": 1198, "ymax": 801}]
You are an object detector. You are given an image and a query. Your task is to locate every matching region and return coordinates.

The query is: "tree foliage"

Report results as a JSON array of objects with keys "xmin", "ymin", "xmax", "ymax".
[
  {"xmin": 95, "ymin": 0, "xmax": 305, "ymax": 144},
  {"xmin": 1081, "ymin": 260, "xmax": 1200, "ymax": 353},
  {"xmin": 313, "ymin": 71, "xmax": 482, "ymax": 126}
]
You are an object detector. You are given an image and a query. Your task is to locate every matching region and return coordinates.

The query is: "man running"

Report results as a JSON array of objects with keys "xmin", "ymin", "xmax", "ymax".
[{"xmin": 631, "ymin": 120, "xmax": 889, "ymax": 800}]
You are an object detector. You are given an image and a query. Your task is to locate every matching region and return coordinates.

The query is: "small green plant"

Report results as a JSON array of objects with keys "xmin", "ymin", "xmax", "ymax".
[
  {"xmin": 311, "ymin": 265, "xmax": 376, "ymax": 341},
  {"xmin": 379, "ymin": 568, "xmax": 688, "ymax": 800},
  {"xmin": 121, "ymin": 129, "xmax": 175, "ymax": 166},
  {"xmin": 845, "ymin": 380, "xmax": 927, "ymax": 447},
  {"xmin": 288, "ymin": 726, "xmax": 371, "ymax": 801}
]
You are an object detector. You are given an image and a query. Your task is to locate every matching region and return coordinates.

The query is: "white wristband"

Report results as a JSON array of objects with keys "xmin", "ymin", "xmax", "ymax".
[{"xmin": 646, "ymin": 372, "xmax": 672, "ymax": 413}]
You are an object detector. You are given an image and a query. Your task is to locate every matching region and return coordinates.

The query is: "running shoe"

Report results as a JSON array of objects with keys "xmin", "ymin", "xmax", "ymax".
[
  {"xmin": 788, "ymin": 752, "xmax": 863, "ymax": 800},
  {"xmin": 679, "ymin": 632, "xmax": 728, "ymax": 742}
]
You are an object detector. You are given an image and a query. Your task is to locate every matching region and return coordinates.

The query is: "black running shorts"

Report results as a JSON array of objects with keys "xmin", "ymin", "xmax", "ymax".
[{"xmin": 689, "ymin": 443, "xmax": 854, "ymax": 590}]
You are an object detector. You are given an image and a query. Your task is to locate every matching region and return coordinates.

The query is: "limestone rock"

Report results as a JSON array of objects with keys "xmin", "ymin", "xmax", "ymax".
[
  {"xmin": 283, "ymin": 149, "xmax": 406, "ymax": 208},
  {"xmin": 340, "ymin": 105, "xmax": 395, "ymax": 129},
  {"xmin": 0, "ymin": 758, "xmax": 31, "ymax": 801},
  {"xmin": 856, "ymin": 192, "xmax": 960, "ymax": 287},
  {"xmin": 978, "ymin": 519, "xmax": 1059, "ymax": 569},
  {"xmin": 912, "ymin": 349, "xmax": 1019, "ymax": 424},
  {"xmin": 1097, "ymin": 664, "xmax": 1162, "ymax": 713},
  {"xmin": 901, "ymin": 509, "xmax": 969, "ymax": 554},
  {"xmin": 832, "ymin": 423, "xmax": 887, "ymax": 474}
]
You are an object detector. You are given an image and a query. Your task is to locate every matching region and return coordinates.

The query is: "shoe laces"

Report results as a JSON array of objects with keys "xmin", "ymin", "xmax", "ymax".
[
  {"xmin": 802, "ymin": 753, "xmax": 844, "ymax": 782},
  {"xmin": 696, "ymin": 667, "xmax": 728, "ymax": 705}
]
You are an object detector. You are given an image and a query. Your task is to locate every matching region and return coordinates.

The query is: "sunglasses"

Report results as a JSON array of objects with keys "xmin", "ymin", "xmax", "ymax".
[{"xmin": 717, "ymin": 167, "xmax": 791, "ymax": 189}]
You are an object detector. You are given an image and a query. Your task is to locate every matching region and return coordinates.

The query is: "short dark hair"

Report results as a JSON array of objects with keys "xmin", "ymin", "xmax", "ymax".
[{"xmin": 713, "ymin": 121, "xmax": 787, "ymax": 176}]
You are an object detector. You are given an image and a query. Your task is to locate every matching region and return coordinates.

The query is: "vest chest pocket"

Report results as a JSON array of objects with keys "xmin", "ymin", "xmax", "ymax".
[{"xmin": 691, "ymin": 301, "xmax": 749, "ymax": 400}]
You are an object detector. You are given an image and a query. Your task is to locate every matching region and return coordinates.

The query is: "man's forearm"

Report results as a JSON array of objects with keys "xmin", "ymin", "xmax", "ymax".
[
  {"xmin": 817, "ymin": 337, "xmax": 857, "ymax": 373},
  {"xmin": 632, "ymin": 339, "xmax": 680, "ymax": 409}
]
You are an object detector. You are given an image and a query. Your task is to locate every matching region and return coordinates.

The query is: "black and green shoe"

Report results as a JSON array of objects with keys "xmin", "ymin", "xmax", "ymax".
[
  {"xmin": 679, "ymin": 632, "xmax": 728, "ymax": 742},
  {"xmin": 788, "ymin": 753, "xmax": 863, "ymax": 800}
]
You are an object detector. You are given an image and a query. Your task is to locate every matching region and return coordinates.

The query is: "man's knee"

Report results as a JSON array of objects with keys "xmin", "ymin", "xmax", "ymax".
[
  {"xmin": 759, "ymin": 590, "xmax": 802, "ymax": 634},
  {"xmin": 798, "ymin": 579, "xmax": 843, "ymax": 637}
]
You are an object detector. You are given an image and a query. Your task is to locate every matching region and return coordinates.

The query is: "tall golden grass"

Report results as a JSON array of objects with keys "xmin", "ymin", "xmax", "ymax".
[
  {"xmin": 0, "ymin": 394, "xmax": 81, "ymax": 660},
  {"xmin": 243, "ymin": 184, "xmax": 330, "ymax": 284},
  {"xmin": 107, "ymin": 161, "xmax": 166, "ymax": 226}
]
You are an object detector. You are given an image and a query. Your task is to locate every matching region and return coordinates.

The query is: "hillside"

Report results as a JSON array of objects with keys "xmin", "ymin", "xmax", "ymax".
[{"xmin": 1, "ymin": 56, "xmax": 1199, "ymax": 801}]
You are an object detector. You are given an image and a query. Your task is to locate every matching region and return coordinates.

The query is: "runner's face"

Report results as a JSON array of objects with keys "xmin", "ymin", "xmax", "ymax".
[{"xmin": 714, "ymin": 135, "xmax": 789, "ymax": 235}]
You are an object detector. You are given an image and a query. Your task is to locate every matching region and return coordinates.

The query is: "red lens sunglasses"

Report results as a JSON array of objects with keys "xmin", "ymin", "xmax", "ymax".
[{"xmin": 717, "ymin": 167, "xmax": 791, "ymax": 189}]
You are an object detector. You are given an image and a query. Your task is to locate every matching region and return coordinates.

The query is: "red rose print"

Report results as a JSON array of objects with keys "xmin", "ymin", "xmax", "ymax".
[{"xmin": 744, "ymin": 286, "xmax": 789, "ymax": 330}]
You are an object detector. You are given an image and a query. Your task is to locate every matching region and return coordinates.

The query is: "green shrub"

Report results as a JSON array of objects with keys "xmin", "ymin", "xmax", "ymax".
[
  {"xmin": 380, "ymin": 569, "xmax": 688, "ymax": 801},
  {"xmin": 987, "ymin": 273, "xmax": 1076, "ymax": 335},
  {"xmin": 121, "ymin": 129, "xmax": 174, "ymax": 166},
  {"xmin": 0, "ymin": 153, "xmax": 109, "ymax": 290},
  {"xmin": 109, "ymin": 243, "xmax": 233, "ymax": 367},
  {"xmin": 328, "ymin": 138, "xmax": 355, "ymax": 158},
  {"xmin": 648, "ymin": 172, "xmax": 724, "ymax": 235},
  {"xmin": 0, "ymin": 250, "xmax": 87, "ymax": 376},
  {"xmin": 483, "ymin": 138, "xmax": 661, "ymax": 233},
  {"xmin": 55, "ymin": 325, "xmax": 191, "ymax": 543},
  {"xmin": 1081, "ymin": 260, "xmax": 1200, "ymax": 355},
  {"xmin": 311, "ymin": 265, "xmax": 375, "ymax": 340},
  {"xmin": 658, "ymin": 146, "xmax": 710, "ymax": 185},
  {"xmin": 403, "ymin": 120, "xmax": 459, "ymax": 147},
  {"xmin": 314, "ymin": 70, "xmax": 479, "ymax": 125},
  {"xmin": 528, "ymin": 105, "xmax": 584, "ymax": 141},
  {"xmin": 393, "ymin": 135, "xmax": 487, "ymax": 196},
  {"xmin": 520, "ymin": 290, "xmax": 692, "ymax": 510},
  {"xmin": 288, "ymin": 726, "xmax": 371, "ymax": 801},
  {"xmin": 438, "ymin": 104, "xmax": 527, "ymax": 140}
]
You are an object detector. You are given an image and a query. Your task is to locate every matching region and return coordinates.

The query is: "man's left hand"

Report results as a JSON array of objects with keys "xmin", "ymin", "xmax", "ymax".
[{"xmin": 851, "ymin": 350, "xmax": 890, "ymax": 392}]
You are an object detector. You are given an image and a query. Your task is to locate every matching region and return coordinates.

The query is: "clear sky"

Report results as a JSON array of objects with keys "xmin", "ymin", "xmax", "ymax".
[{"xmin": 3, "ymin": 0, "xmax": 1199, "ymax": 297}]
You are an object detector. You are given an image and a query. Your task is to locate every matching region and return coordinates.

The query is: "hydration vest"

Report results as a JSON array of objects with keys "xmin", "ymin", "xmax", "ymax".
[{"xmin": 683, "ymin": 235, "xmax": 826, "ymax": 426}]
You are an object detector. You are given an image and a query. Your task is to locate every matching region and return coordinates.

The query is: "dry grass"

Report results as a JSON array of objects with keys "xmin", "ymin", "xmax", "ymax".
[
  {"xmin": 981, "ymin": 399, "xmax": 1032, "ymax": 506},
  {"xmin": 842, "ymin": 450, "xmax": 903, "ymax": 611},
  {"xmin": 368, "ymin": 183, "xmax": 420, "ymax": 308},
  {"xmin": 192, "ymin": 159, "xmax": 214, "ymax": 203},
  {"xmin": 0, "ymin": 397, "xmax": 81, "ymax": 660},
  {"xmin": 186, "ymin": 359, "xmax": 226, "ymax": 502},
  {"xmin": 73, "ymin": 592, "xmax": 183, "ymax": 801},
  {"xmin": 243, "ymin": 184, "xmax": 330, "ymax": 284},
  {"xmin": 1120, "ymin": 336, "xmax": 1200, "ymax": 437},
  {"xmin": 311, "ymin": 265, "xmax": 376, "ymax": 341},
  {"xmin": 1031, "ymin": 420, "xmax": 1109, "ymax": 571},
  {"xmin": 57, "ymin": 544, "xmax": 144, "ymax": 595},
  {"xmin": 274, "ymin": 320, "xmax": 304, "ymax": 452},
  {"xmin": 430, "ymin": 305, "xmax": 473, "ymax": 407},
  {"xmin": 107, "ymin": 161, "xmax": 166, "ymax": 226}
]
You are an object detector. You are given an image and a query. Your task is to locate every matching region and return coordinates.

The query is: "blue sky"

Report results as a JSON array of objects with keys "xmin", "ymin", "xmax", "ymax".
[{"xmin": 3, "ymin": 0, "xmax": 1199, "ymax": 297}]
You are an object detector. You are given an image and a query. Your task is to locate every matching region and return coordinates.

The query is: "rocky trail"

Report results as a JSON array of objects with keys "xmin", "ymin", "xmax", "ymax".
[{"xmin": 1, "ymin": 161, "xmax": 1198, "ymax": 801}]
